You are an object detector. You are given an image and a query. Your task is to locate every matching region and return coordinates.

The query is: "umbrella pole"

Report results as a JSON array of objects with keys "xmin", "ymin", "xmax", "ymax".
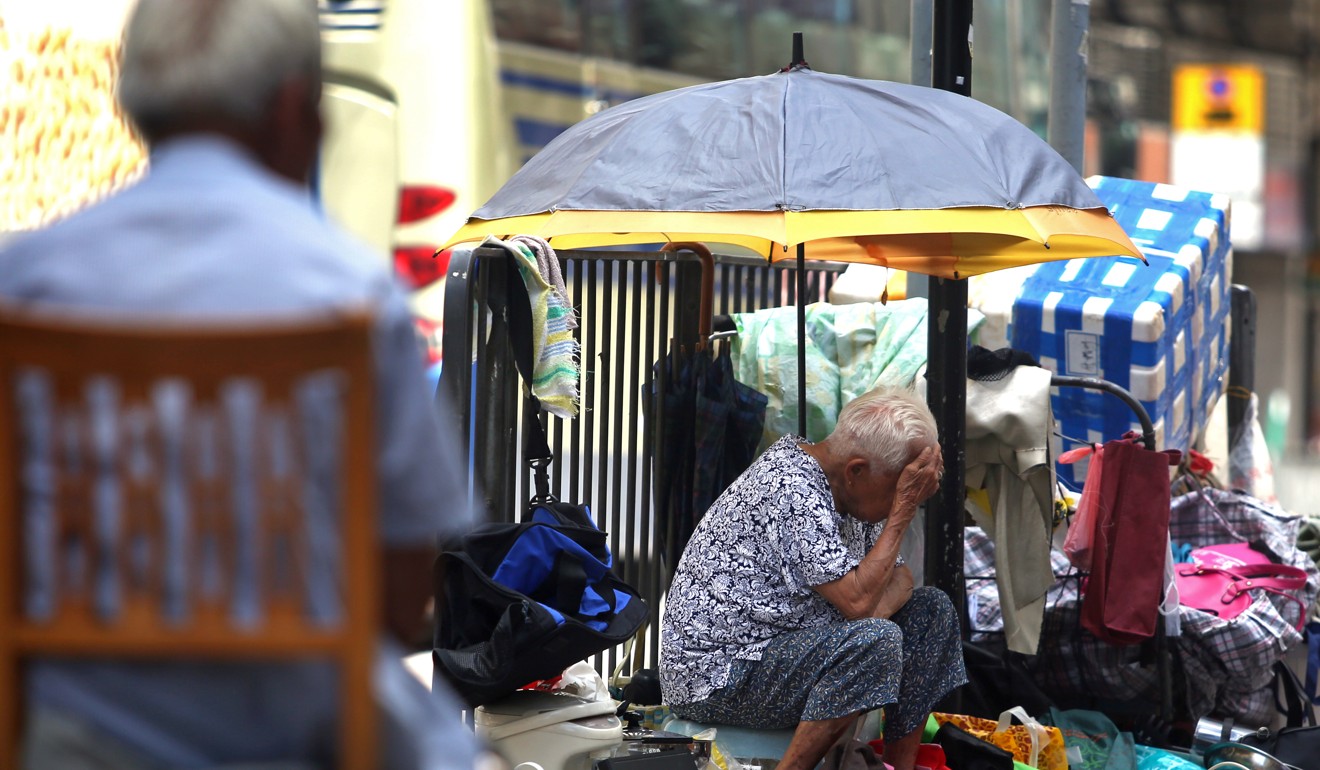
[
  {"xmin": 791, "ymin": 32, "xmax": 808, "ymax": 439},
  {"xmin": 926, "ymin": 0, "xmax": 974, "ymax": 639},
  {"xmin": 797, "ymin": 242, "xmax": 807, "ymax": 438}
]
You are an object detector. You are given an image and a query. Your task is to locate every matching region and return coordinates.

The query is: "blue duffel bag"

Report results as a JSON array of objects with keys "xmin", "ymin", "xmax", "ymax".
[{"xmin": 433, "ymin": 499, "xmax": 649, "ymax": 707}]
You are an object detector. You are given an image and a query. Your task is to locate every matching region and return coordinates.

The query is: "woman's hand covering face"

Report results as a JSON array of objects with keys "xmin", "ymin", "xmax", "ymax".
[{"xmin": 895, "ymin": 445, "xmax": 942, "ymax": 511}]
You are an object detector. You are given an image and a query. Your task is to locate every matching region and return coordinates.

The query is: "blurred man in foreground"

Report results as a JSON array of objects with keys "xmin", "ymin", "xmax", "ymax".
[{"xmin": 0, "ymin": 0, "xmax": 479, "ymax": 767}]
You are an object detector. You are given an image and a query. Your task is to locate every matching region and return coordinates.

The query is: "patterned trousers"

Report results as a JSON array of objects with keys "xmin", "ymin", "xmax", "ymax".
[{"xmin": 672, "ymin": 587, "xmax": 967, "ymax": 739}]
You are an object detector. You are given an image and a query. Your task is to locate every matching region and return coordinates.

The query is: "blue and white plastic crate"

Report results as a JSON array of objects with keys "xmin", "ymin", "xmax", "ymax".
[{"xmin": 1010, "ymin": 177, "xmax": 1231, "ymax": 489}]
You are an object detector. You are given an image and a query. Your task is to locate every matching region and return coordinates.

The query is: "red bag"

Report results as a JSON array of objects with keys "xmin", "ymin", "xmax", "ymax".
[
  {"xmin": 867, "ymin": 740, "xmax": 948, "ymax": 770},
  {"xmin": 1080, "ymin": 435, "xmax": 1181, "ymax": 645},
  {"xmin": 1176, "ymin": 542, "xmax": 1309, "ymax": 627}
]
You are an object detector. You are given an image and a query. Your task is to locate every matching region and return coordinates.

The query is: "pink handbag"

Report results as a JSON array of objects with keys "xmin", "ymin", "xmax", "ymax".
[{"xmin": 1176, "ymin": 542, "xmax": 1309, "ymax": 627}]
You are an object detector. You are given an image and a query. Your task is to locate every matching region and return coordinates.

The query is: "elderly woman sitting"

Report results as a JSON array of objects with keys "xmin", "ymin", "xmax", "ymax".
[{"xmin": 660, "ymin": 387, "xmax": 966, "ymax": 770}]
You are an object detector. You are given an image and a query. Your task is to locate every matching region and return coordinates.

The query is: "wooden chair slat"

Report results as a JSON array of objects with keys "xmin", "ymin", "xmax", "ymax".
[{"xmin": 0, "ymin": 308, "xmax": 378, "ymax": 768}]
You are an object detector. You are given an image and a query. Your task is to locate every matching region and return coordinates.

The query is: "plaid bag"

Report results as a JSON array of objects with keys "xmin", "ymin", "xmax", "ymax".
[
  {"xmin": 966, "ymin": 483, "xmax": 1320, "ymax": 726},
  {"xmin": 1170, "ymin": 488, "xmax": 1320, "ymax": 723},
  {"xmin": 965, "ymin": 529, "xmax": 1197, "ymax": 715}
]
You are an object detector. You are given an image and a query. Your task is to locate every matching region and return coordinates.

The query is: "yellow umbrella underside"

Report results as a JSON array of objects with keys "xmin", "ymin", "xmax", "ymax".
[{"xmin": 441, "ymin": 205, "xmax": 1143, "ymax": 279}]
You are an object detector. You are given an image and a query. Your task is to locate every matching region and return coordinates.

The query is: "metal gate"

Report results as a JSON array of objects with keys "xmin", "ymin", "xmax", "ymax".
[{"xmin": 439, "ymin": 244, "xmax": 846, "ymax": 675}]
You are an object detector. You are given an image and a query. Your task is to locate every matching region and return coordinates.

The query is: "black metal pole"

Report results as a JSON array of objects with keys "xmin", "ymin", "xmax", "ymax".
[
  {"xmin": 925, "ymin": 0, "xmax": 973, "ymax": 638},
  {"xmin": 932, "ymin": 1, "xmax": 972, "ymax": 99},
  {"xmin": 798, "ymin": 242, "xmax": 808, "ymax": 437},
  {"xmin": 792, "ymin": 32, "xmax": 808, "ymax": 439},
  {"xmin": 1229, "ymin": 285, "xmax": 1257, "ymax": 449}
]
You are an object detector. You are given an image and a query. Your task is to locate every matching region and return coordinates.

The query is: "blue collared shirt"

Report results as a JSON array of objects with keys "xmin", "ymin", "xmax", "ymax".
[{"xmin": 0, "ymin": 136, "xmax": 480, "ymax": 768}]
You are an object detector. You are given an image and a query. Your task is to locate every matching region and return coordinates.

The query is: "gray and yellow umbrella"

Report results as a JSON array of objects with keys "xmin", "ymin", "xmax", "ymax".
[{"xmin": 442, "ymin": 66, "xmax": 1139, "ymax": 276}]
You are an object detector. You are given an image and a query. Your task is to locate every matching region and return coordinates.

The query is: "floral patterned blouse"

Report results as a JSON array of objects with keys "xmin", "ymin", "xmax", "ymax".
[{"xmin": 659, "ymin": 435, "xmax": 891, "ymax": 706}]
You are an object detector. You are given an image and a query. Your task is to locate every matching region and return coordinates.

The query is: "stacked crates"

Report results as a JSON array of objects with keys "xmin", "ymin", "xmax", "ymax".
[{"xmin": 1010, "ymin": 177, "xmax": 1232, "ymax": 488}]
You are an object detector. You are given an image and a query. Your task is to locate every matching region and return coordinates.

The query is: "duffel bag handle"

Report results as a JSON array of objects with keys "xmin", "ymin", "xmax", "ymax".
[{"xmin": 547, "ymin": 550, "xmax": 618, "ymax": 624}]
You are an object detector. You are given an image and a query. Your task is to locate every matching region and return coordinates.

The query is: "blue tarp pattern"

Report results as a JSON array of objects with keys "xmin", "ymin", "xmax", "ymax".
[{"xmin": 1011, "ymin": 177, "xmax": 1231, "ymax": 489}]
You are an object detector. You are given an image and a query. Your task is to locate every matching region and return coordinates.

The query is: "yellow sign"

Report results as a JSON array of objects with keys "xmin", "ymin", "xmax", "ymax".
[{"xmin": 1173, "ymin": 64, "xmax": 1265, "ymax": 133}]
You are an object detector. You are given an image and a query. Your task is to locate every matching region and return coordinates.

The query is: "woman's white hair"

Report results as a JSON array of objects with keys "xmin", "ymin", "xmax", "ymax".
[
  {"xmin": 118, "ymin": 0, "xmax": 321, "ymax": 136},
  {"xmin": 828, "ymin": 387, "xmax": 938, "ymax": 474}
]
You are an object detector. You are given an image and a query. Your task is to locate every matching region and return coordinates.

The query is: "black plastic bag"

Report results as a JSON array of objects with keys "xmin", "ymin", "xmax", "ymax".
[
  {"xmin": 433, "ymin": 501, "xmax": 650, "ymax": 707},
  {"xmin": 932, "ymin": 722, "xmax": 1015, "ymax": 770}
]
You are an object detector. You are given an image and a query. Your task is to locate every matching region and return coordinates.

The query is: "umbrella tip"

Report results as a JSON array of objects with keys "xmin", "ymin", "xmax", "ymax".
[{"xmin": 784, "ymin": 31, "xmax": 808, "ymax": 70}]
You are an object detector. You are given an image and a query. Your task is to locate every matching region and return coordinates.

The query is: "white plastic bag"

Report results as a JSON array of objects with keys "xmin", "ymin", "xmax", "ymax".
[
  {"xmin": 1228, "ymin": 393, "xmax": 1278, "ymax": 504},
  {"xmin": 550, "ymin": 661, "xmax": 612, "ymax": 702},
  {"xmin": 693, "ymin": 728, "xmax": 747, "ymax": 770}
]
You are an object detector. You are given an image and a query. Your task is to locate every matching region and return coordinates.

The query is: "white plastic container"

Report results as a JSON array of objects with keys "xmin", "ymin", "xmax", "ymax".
[{"xmin": 475, "ymin": 691, "xmax": 623, "ymax": 770}]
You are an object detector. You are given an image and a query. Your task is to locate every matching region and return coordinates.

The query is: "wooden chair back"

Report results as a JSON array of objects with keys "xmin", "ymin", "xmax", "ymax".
[{"xmin": 0, "ymin": 306, "xmax": 379, "ymax": 768}]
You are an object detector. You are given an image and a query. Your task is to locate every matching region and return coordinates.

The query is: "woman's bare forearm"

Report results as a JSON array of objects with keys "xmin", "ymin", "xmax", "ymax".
[
  {"xmin": 872, "ymin": 563, "xmax": 914, "ymax": 618},
  {"xmin": 816, "ymin": 515, "xmax": 911, "ymax": 619}
]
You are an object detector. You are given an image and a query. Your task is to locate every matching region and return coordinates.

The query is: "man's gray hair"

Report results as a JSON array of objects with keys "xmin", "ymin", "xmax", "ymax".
[
  {"xmin": 829, "ymin": 387, "xmax": 938, "ymax": 474},
  {"xmin": 118, "ymin": 0, "xmax": 322, "ymax": 136}
]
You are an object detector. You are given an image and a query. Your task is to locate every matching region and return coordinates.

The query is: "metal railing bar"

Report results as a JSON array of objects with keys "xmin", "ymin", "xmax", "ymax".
[
  {"xmin": 731, "ymin": 265, "xmax": 744, "ymax": 316},
  {"xmin": 479, "ymin": 258, "xmax": 514, "ymax": 520},
  {"xmin": 504, "ymin": 369, "xmax": 521, "ymax": 520},
  {"xmin": 550, "ymin": 408, "xmax": 564, "ymax": 500},
  {"xmin": 446, "ymin": 249, "xmax": 480, "ymax": 505},
  {"xmin": 600, "ymin": 260, "xmax": 621, "ymax": 677},
  {"xmin": 582, "ymin": 260, "xmax": 599, "ymax": 526},
  {"xmin": 470, "ymin": 261, "xmax": 491, "ymax": 515},
  {"xmin": 640, "ymin": 257, "xmax": 660, "ymax": 666},
  {"xmin": 656, "ymin": 262, "xmax": 675, "ymax": 594},
  {"xmin": 569, "ymin": 260, "xmax": 584, "ymax": 504},
  {"xmin": 715, "ymin": 264, "xmax": 730, "ymax": 317},
  {"xmin": 439, "ymin": 247, "xmax": 476, "ymax": 446},
  {"xmin": 620, "ymin": 260, "xmax": 640, "ymax": 593}
]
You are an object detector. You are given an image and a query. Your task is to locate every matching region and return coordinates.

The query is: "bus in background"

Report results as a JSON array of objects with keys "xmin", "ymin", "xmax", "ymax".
[
  {"xmin": 496, "ymin": 40, "xmax": 700, "ymax": 166},
  {"xmin": 318, "ymin": 0, "xmax": 516, "ymax": 378},
  {"xmin": 487, "ymin": 2, "xmax": 1064, "ymax": 161}
]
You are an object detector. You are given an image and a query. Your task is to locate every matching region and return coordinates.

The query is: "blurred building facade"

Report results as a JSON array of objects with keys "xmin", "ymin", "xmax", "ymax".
[
  {"xmin": 7, "ymin": 0, "xmax": 1316, "ymax": 462},
  {"xmin": 487, "ymin": 0, "xmax": 1320, "ymax": 471},
  {"xmin": 1086, "ymin": 0, "xmax": 1319, "ymax": 468}
]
